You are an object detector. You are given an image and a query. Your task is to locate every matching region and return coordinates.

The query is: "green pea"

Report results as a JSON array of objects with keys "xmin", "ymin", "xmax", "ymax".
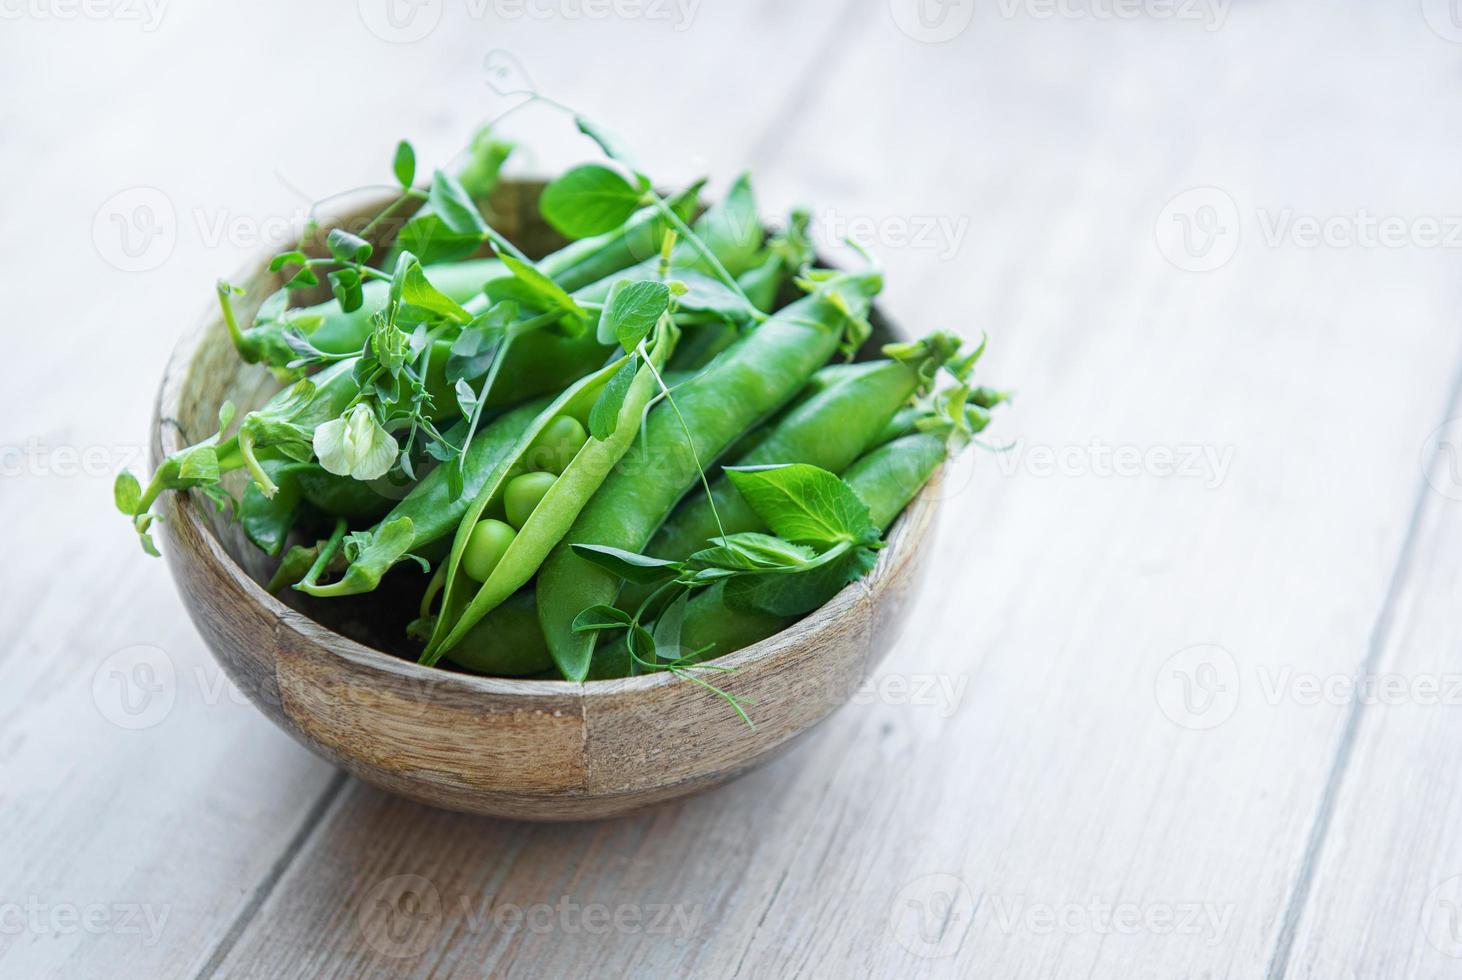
[
  {"xmin": 526, "ymin": 416, "xmax": 589, "ymax": 475},
  {"xmin": 504, "ymin": 471, "xmax": 557, "ymax": 529},
  {"xmin": 463, "ymin": 519, "xmax": 516, "ymax": 582}
]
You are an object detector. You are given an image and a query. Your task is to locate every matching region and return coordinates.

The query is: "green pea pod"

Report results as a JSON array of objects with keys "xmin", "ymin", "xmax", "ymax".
[
  {"xmin": 443, "ymin": 588, "xmax": 552, "ymax": 676},
  {"xmin": 239, "ymin": 184, "xmax": 704, "ymax": 366},
  {"xmin": 421, "ymin": 316, "xmax": 680, "ymax": 665},
  {"xmin": 536, "ymin": 269, "xmax": 884, "ymax": 681},
  {"xmin": 617, "ymin": 333, "xmax": 959, "ymax": 613},
  {"xmin": 295, "ymin": 395, "xmax": 553, "ymax": 597},
  {"xmin": 677, "ymin": 429, "xmax": 954, "ymax": 661}
]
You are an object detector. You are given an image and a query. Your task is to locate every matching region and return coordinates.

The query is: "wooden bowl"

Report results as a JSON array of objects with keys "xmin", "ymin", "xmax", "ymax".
[{"xmin": 153, "ymin": 181, "xmax": 942, "ymax": 821}]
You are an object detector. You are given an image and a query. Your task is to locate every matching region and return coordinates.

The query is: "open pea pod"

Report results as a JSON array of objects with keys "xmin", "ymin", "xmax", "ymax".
[{"xmin": 420, "ymin": 315, "xmax": 679, "ymax": 665}]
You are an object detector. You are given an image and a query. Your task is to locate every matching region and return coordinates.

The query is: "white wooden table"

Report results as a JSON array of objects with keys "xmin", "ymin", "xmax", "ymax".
[{"xmin": 6, "ymin": 1, "xmax": 1462, "ymax": 976}]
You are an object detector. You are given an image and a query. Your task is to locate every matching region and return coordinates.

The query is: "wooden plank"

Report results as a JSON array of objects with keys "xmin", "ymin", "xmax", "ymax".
[
  {"xmin": 0, "ymin": 3, "xmax": 853, "ymax": 978},
  {"xmin": 1278, "ymin": 398, "xmax": 1462, "ymax": 980},
  {"xmin": 202, "ymin": 5, "xmax": 1462, "ymax": 980}
]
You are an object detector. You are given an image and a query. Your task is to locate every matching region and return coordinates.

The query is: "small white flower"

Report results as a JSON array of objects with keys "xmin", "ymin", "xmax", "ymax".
[{"xmin": 314, "ymin": 405, "xmax": 398, "ymax": 481}]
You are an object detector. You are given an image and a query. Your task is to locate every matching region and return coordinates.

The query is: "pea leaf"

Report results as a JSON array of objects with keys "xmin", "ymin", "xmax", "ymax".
[
  {"xmin": 393, "ymin": 254, "xmax": 471, "ymax": 323},
  {"xmin": 428, "ymin": 170, "xmax": 488, "ymax": 238},
  {"xmin": 575, "ymin": 115, "xmax": 646, "ymax": 184},
  {"xmin": 396, "ymin": 212, "xmax": 483, "ymax": 264},
  {"xmin": 598, "ymin": 279, "xmax": 670, "ymax": 349},
  {"xmin": 454, "ymin": 378, "xmax": 481, "ymax": 420},
  {"xmin": 671, "ymin": 270, "xmax": 756, "ymax": 322},
  {"xmin": 587, "ymin": 354, "xmax": 639, "ymax": 441},
  {"xmin": 326, "ymin": 228, "xmax": 372, "ymax": 264},
  {"xmin": 393, "ymin": 140, "xmax": 416, "ymax": 188},
  {"xmin": 572, "ymin": 603, "xmax": 635, "ymax": 633},
  {"xmin": 652, "ymin": 591, "xmax": 690, "ymax": 662},
  {"xmin": 498, "ymin": 253, "xmax": 586, "ymax": 325},
  {"xmin": 268, "ymin": 250, "xmax": 308, "ymax": 275},
  {"xmin": 725, "ymin": 464, "xmax": 878, "ymax": 549},
  {"xmin": 687, "ymin": 532, "xmax": 815, "ymax": 573},
  {"xmin": 177, "ymin": 445, "xmax": 221, "ymax": 484},
  {"xmin": 286, "ymin": 267, "xmax": 319, "ymax": 290},
  {"xmin": 724, "ymin": 548, "xmax": 878, "ymax": 617},
  {"xmin": 114, "ymin": 471, "xmax": 142, "ymax": 515},
  {"xmin": 570, "ymin": 543, "xmax": 680, "ymax": 584},
  {"xmin": 328, "ymin": 267, "xmax": 364, "ymax": 313},
  {"xmin": 539, "ymin": 164, "xmax": 643, "ymax": 239},
  {"xmin": 447, "ymin": 308, "xmax": 510, "ymax": 383}
]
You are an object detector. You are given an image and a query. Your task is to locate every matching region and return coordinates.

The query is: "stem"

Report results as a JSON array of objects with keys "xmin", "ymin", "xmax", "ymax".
[
  {"xmin": 217, "ymin": 283, "xmax": 255, "ymax": 362},
  {"xmin": 670, "ymin": 666, "xmax": 755, "ymax": 730},
  {"xmin": 648, "ymin": 195, "xmax": 765, "ymax": 323},
  {"xmin": 237, "ymin": 427, "xmax": 279, "ymax": 499},
  {"xmin": 294, "ymin": 519, "xmax": 349, "ymax": 592},
  {"xmin": 639, "ymin": 336, "xmax": 728, "ymax": 541},
  {"xmin": 356, "ymin": 188, "xmax": 427, "ymax": 238}
]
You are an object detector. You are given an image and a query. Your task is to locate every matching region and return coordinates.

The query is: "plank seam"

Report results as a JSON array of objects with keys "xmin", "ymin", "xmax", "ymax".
[
  {"xmin": 191, "ymin": 770, "xmax": 350, "ymax": 980},
  {"xmin": 1264, "ymin": 351, "xmax": 1462, "ymax": 980}
]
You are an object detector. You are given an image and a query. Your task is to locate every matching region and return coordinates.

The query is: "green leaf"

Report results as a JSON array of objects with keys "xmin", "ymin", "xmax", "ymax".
[
  {"xmin": 239, "ymin": 462, "xmax": 303, "ymax": 557},
  {"xmin": 328, "ymin": 267, "xmax": 364, "ymax": 313},
  {"xmin": 539, "ymin": 164, "xmax": 643, "ymax": 239},
  {"xmin": 587, "ymin": 354, "xmax": 638, "ymax": 441},
  {"xmin": 286, "ymin": 267, "xmax": 319, "ymax": 290},
  {"xmin": 428, "ymin": 170, "xmax": 488, "ymax": 238},
  {"xmin": 454, "ymin": 378, "xmax": 481, "ymax": 420},
  {"xmin": 269, "ymin": 250, "xmax": 308, "ymax": 274},
  {"xmin": 688, "ymin": 532, "xmax": 815, "ymax": 573},
  {"xmin": 498, "ymin": 253, "xmax": 586, "ymax": 323},
  {"xmin": 348, "ymin": 516, "xmax": 416, "ymax": 572},
  {"xmin": 652, "ymin": 591, "xmax": 690, "ymax": 661},
  {"xmin": 326, "ymin": 228, "xmax": 372, "ymax": 264},
  {"xmin": 569, "ymin": 543, "xmax": 680, "ymax": 584},
  {"xmin": 572, "ymin": 603, "xmax": 635, "ymax": 633},
  {"xmin": 671, "ymin": 270, "xmax": 755, "ymax": 321},
  {"xmin": 598, "ymin": 279, "xmax": 670, "ymax": 349},
  {"xmin": 574, "ymin": 116, "xmax": 644, "ymax": 181},
  {"xmin": 113, "ymin": 471, "xmax": 142, "ymax": 515},
  {"xmin": 177, "ymin": 445, "xmax": 220, "ymax": 484},
  {"xmin": 726, "ymin": 464, "xmax": 878, "ymax": 548},
  {"xmin": 393, "ymin": 140, "xmax": 416, "ymax": 188},
  {"xmin": 447, "ymin": 312, "xmax": 508, "ymax": 383},
  {"xmin": 396, "ymin": 256, "xmax": 471, "ymax": 323},
  {"xmin": 396, "ymin": 212, "xmax": 482, "ymax": 264},
  {"xmin": 724, "ymin": 548, "xmax": 878, "ymax": 617},
  {"xmin": 217, "ymin": 401, "xmax": 237, "ymax": 432}
]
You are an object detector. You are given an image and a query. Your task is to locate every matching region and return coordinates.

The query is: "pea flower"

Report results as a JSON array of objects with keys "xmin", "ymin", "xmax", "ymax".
[{"xmin": 313, "ymin": 404, "xmax": 398, "ymax": 481}]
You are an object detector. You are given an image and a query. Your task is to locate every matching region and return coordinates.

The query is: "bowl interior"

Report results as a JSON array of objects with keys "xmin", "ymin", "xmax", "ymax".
[{"xmin": 163, "ymin": 179, "xmax": 909, "ymax": 674}]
